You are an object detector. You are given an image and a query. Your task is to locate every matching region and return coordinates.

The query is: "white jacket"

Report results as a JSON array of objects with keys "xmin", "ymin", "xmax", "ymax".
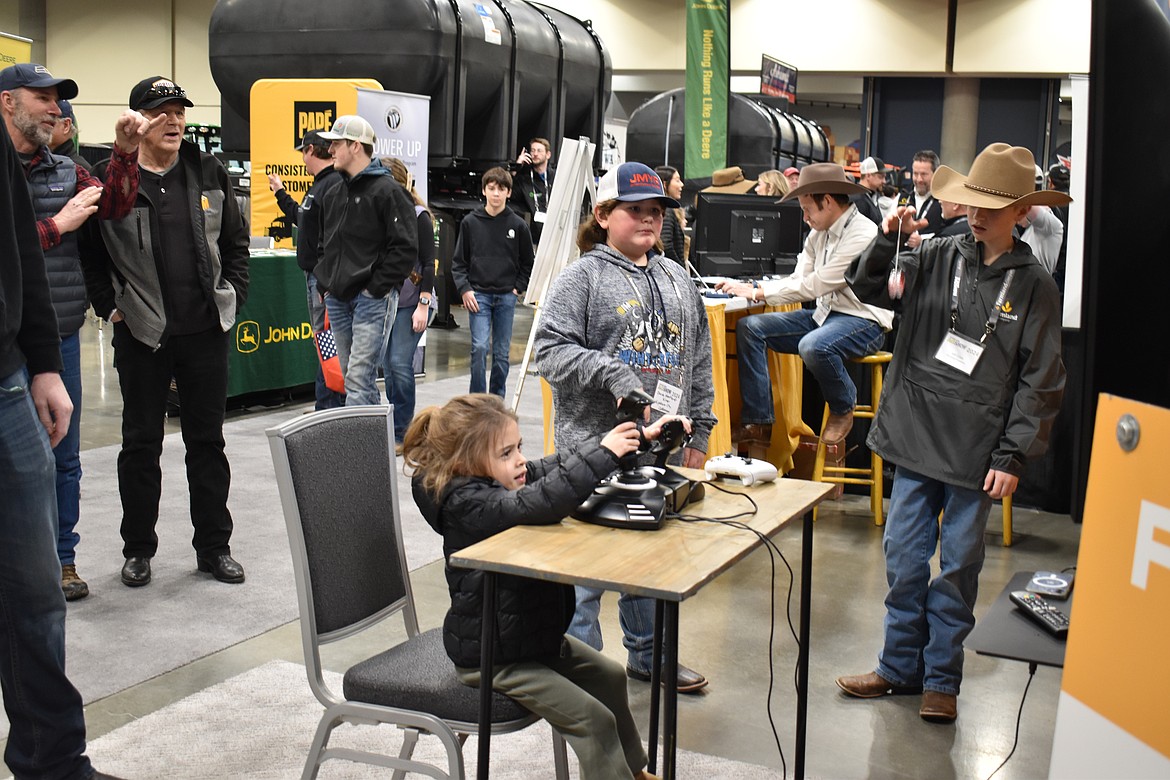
[{"xmin": 760, "ymin": 204, "xmax": 894, "ymax": 330}]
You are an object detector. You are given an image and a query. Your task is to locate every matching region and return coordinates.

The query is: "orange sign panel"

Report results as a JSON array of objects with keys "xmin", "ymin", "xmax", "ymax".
[{"xmin": 1062, "ymin": 394, "xmax": 1170, "ymax": 759}]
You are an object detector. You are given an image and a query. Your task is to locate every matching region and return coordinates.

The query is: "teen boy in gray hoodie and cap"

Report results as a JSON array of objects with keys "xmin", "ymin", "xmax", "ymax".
[{"xmin": 533, "ymin": 161, "xmax": 717, "ymax": 693}]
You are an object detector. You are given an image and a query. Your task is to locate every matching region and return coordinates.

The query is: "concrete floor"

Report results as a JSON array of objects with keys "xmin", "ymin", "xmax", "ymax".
[{"xmin": 11, "ymin": 306, "xmax": 1081, "ymax": 779}]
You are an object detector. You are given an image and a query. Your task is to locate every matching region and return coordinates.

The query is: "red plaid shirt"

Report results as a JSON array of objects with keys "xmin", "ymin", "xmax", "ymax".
[{"xmin": 29, "ymin": 145, "xmax": 140, "ymax": 250}]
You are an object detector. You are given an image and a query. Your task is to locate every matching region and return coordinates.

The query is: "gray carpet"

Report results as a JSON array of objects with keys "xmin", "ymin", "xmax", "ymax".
[
  {"xmin": 2, "ymin": 374, "xmax": 547, "ymax": 739},
  {"xmin": 83, "ymin": 660, "xmax": 779, "ymax": 779}
]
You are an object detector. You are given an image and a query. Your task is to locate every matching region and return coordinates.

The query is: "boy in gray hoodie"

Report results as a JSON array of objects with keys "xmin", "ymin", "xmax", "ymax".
[{"xmin": 533, "ymin": 161, "xmax": 717, "ymax": 693}]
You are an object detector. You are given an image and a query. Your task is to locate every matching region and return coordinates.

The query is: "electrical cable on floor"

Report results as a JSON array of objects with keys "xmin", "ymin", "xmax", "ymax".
[
  {"xmin": 985, "ymin": 662, "xmax": 1038, "ymax": 780},
  {"xmin": 670, "ymin": 481, "xmax": 800, "ymax": 780}
]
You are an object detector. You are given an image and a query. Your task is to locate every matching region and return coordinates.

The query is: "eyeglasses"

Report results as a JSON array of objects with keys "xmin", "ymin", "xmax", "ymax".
[{"xmin": 144, "ymin": 82, "xmax": 187, "ymax": 101}]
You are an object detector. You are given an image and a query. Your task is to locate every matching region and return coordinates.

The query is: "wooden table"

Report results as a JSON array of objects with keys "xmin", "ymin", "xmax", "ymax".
[{"xmin": 450, "ymin": 473, "xmax": 834, "ymax": 779}]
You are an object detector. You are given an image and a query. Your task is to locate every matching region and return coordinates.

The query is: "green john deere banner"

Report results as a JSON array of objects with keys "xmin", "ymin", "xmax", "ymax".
[{"xmin": 685, "ymin": 0, "xmax": 730, "ymax": 180}]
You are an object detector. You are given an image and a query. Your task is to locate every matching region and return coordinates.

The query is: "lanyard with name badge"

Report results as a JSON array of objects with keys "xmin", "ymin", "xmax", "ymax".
[
  {"xmin": 934, "ymin": 257, "xmax": 1015, "ymax": 376},
  {"xmin": 620, "ymin": 263, "xmax": 689, "ymax": 415},
  {"xmin": 813, "ymin": 210, "xmax": 858, "ymax": 326}
]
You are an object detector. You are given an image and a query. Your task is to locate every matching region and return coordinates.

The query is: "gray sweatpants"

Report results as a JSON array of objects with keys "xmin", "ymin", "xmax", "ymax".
[{"xmin": 458, "ymin": 635, "xmax": 649, "ymax": 779}]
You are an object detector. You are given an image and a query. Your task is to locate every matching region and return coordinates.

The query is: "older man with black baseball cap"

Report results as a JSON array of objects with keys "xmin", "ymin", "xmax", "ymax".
[{"xmin": 82, "ymin": 75, "xmax": 251, "ymax": 590}]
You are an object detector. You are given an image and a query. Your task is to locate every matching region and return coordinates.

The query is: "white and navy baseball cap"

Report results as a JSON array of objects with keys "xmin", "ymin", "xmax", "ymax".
[
  {"xmin": 0, "ymin": 63, "xmax": 78, "ymax": 100},
  {"xmin": 319, "ymin": 115, "xmax": 376, "ymax": 145},
  {"xmin": 596, "ymin": 162, "xmax": 681, "ymax": 208}
]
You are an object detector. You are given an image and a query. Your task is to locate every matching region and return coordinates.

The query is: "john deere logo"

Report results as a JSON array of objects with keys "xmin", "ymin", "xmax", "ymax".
[
  {"xmin": 236, "ymin": 321, "xmax": 260, "ymax": 353},
  {"xmin": 385, "ymin": 106, "xmax": 402, "ymax": 132}
]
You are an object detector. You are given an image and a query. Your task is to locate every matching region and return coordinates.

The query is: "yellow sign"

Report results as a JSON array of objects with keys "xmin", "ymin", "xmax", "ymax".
[
  {"xmin": 1060, "ymin": 394, "xmax": 1170, "ymax": 761},
  {"xmin": 0, "ymin": 31, "xmax": 33, "ymax": 69},
  {"xmin": 249, "ymin": 78, "xmax": 381, "ymax": 249}
]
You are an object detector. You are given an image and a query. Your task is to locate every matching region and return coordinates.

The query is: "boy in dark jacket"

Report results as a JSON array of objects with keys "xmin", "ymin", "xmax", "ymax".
[
  {"xmin": 452, "ymin": 167, "xmax": 534, "ymax": 397},
  {"xmin": 837, "ymin": 144, "xmax": 1068, "ymax": 724},
  {"xmin": 406, "ymin": 393, "xmax": 676, "ymax": 780}
]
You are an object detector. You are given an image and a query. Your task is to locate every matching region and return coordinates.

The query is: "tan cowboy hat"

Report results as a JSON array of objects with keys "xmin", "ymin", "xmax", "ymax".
[
  {"xmin": 701, "ymin": 166, "xmax": 757, "ymax": 194},
  {"xmin": 780, "ymin": 162, "xmax": 867, "ymax": 201},
  {"xmin": 931, "ymin": 143, "xmax": 1073, "ymax": 209}
]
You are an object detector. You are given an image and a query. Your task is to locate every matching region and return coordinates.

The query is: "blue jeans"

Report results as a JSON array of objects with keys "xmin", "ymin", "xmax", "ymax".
[
  {"xmin": 468, "ymin": 291, "xmax": 517, "ymax": 397},
  {"xmin": 54, "ymin": 331, "xmax": 82, "ymax": 566},
  {"xmin": 306, "ymin": 273, "xmax": 344, "ymax": 410},
  {"xmin": 877, "ymin": 467, "xmax": 993, "ymax": 696},
  {"xmin": 383, "ymin": 306, "xmax": 425, "ymax": 442},
  {"xmin": 567, "ymin": 586, "xmax": 657, "ymax": 673},
  {"xmin": 0, "ymin": 368, "xmax": 92, "ymax": 779},
  {"xmin": 736, "ymin": 309, "xmax": 885, "ymax": 421},
  {"xmin": 326, "ymin": 289, "xmax": 396, "ymax": 406}
]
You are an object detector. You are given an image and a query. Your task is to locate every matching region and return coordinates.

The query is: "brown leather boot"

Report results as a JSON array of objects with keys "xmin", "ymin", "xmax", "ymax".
[
  {"xmin": 835, "ymin": 671, "xmax": 922, "ymax": 698},
  {"xmin": 731, "ymin": 422, "xmax": 772, "ymax": 445},
  {"xmin": 61, "ymin": 564, "xmax": 89, "ymax": 601},
  {"xmin": 822, "ymin": 410, "xmax": 854, "ymax": 444},
  {"xmin": 919, "ymin": 691, "xmax": 958, "ymax": 723}
]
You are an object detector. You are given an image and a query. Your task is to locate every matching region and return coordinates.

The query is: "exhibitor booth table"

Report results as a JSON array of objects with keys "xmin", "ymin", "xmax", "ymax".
[
  {"xmin": 227, "ymin": 249, "xmax": 316, "ymax": 398},
  {"xmin": 451, "ymin": 474, "xmax": 834, "ymax": 779}
]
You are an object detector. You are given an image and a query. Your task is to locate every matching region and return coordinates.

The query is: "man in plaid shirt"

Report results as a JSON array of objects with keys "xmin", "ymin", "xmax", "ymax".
[{"xmin": 0, "ymin": 62, "xmax": 155, "ymax": 602}]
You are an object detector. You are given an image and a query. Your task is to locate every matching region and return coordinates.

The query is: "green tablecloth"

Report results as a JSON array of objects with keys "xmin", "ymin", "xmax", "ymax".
[{"xmin": 228, "ymin": 250, "xmax": 316, "ymax": 397}]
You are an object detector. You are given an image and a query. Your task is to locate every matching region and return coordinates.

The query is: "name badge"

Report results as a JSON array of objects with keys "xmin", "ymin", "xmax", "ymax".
[
  {"xmin": 812, "ymin": 299, "xmax": 831, "ymax": 327},
  {"xmin": 935, "ymin": 330, "xmax": 984, "ymax": 375},
  {"xmin": 533, "ymin": 211, "xmax": 547, "ymax": 223},
  {"xmin": 653, "ymin": 381, "xmax": 684, "ymax": 416}
]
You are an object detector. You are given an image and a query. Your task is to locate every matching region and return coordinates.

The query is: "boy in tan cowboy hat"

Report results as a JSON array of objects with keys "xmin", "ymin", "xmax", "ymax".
[{"xmin": 836, "ymin": 143, "xmax": 1070, "ymax": 724}]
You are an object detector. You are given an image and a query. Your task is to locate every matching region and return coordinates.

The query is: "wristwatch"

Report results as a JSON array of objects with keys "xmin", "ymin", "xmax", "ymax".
[{"xmin": 418, "ymin": 296, "xmax": 431, "ymax": 306}]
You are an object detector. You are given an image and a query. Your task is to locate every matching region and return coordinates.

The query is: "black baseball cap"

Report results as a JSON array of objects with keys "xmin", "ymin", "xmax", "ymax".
[
  {"xmin": 295, "ymin": 130, "xmax": 328, "ymax": 152},
  {"xmin": 0, "ymin": 63, "xmax": 78, "ymax": 100},
  {"xmin": 128, "ymin": 76, "xmax": 194, "ymax": 111}
]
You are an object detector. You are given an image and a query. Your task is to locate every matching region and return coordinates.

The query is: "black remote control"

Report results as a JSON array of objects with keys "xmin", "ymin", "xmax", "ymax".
[{"xmin": 1009, "ymin": 590, "xmax": 1070, "ymax": 639}]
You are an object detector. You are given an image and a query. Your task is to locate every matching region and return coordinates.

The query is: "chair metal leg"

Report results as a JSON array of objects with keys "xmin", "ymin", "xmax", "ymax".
[
  {"xmin": 551, "ymin": 729, "xmax": 570, "ymax": 780},
  {"xmin": 392, "ymin": 728, "xmax": 421, "ymax": 780},
  {"xmin": 302, "ymin": 713, "xmax": 337, "ymax": 780}
]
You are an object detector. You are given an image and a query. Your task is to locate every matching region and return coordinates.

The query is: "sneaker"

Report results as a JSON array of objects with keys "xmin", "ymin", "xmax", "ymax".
[{"xmin": 61, "ymin": 564, "xmax": 89, "ymax": 601}]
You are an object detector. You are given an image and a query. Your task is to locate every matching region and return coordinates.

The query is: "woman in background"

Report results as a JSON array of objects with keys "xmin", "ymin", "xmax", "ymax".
[
  {"xmin": 381, "ymin": 157, "xmax": 436, "ymax": 449},
  {"xmin": 755, "ymin": 169, "xmax": 789, "ymax": 198},
  {"xmin": 654, "ymin": 165, "xmax": 688, "ymax": 264}
]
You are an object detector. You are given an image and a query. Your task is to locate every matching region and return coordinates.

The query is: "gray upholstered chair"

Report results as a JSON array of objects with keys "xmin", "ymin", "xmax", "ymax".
[{"xmin": 266, "ymin": 406, "xmax": 569, "ymax": 779}]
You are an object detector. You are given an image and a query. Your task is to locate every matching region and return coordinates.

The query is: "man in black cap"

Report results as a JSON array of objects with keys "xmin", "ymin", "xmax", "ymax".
[
  {"xmin": 82, "ymin": 76, "xmax": 250, "ymax": 589},
  {"xmin": 0, "ymin": 62, "xmax": 154, "ymax": 602},
  {"xmin": 268, "ymin": 129, "xmax": 344, "ymax": 409},
  {"xmin": 50, "ymin": 99, "xmax": 91, "ymax": 171}
]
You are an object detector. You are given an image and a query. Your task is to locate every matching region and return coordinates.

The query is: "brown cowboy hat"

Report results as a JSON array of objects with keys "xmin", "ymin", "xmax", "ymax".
[
  {"xmin": 701, "ymin": 166, "xmax": 757, "ymax": 194},
  {"xmin": 931, "ymin": 143, "xmax": 1073, "ymax": 209},
  {"xmin": 780, "ymin": 162, "xmax": 867, "ymax": 201}
]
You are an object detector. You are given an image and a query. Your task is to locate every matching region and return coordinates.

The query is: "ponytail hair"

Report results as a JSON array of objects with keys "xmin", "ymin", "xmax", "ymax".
[{"xmin": 402, "ymin": 393, "xmax": 519, "ymax": 498}]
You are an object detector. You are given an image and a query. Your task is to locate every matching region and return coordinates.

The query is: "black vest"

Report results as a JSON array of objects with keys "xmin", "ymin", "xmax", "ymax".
[{"xmin": 26, "ymin": 150, "xmax": 87, "ymax": 336}]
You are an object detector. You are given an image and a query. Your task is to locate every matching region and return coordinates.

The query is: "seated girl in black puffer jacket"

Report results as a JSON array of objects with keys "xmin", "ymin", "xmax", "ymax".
[{"xmin": 405, "ymin": 393, "xmax": 684, "ymax": 780}]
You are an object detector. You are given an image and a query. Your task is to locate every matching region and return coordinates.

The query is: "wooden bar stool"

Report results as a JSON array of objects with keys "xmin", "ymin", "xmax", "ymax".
[{"xmin": 811, "ymin": 351, "xmax": 892, "ymax": 526}]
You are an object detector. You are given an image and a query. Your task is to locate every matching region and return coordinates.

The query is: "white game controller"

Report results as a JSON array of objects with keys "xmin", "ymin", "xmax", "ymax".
[{"xmin": 704, "ymin": 454, "xmax": 779, "ymax": 486}]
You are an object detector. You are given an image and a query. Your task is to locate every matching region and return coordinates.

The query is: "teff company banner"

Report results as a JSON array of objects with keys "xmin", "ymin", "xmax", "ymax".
[
  {"xmin": 356, "ymin": 87, "xmax": 431, "ymax": 203},
  {"xmin": 685, "ymin": 0, "xmax": 729, "ymax": 181},
  {"xmin": 249, "ymin": 78, "xmax": 381, "ymax": 248}
]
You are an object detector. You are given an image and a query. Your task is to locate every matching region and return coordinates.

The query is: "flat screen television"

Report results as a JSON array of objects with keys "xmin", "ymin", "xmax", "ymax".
[{"xmin": 690, "ymin": 191, "xmax": 805, "ymax": 278}]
